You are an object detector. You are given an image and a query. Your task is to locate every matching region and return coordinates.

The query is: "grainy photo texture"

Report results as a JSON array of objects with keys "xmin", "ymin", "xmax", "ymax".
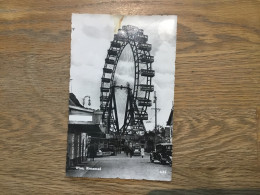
[{"xmin": 66, "ymin": 14, "xmax": 177, "ymax": 181}]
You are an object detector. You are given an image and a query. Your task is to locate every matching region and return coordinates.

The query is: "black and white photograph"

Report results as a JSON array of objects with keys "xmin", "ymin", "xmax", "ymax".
[{"xmin": 66, "ymin": 14, "xmax": 177, "ymax": 181}]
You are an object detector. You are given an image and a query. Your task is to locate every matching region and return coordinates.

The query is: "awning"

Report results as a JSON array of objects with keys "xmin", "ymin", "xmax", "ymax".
[{"xmin": 68, "ymin": 124, "xmax": 104, "ymax": 137}]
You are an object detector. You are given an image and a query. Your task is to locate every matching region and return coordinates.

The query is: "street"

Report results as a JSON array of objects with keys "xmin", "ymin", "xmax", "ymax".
[{"xmin": 67, "ymin": 152, "xmax": 172, "ymax": 181}]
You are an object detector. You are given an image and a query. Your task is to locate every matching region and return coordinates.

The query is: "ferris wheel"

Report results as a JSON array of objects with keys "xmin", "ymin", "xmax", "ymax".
[{"xmin": 100, "ymin": 25, "xmax": 155, "ymax": 135}]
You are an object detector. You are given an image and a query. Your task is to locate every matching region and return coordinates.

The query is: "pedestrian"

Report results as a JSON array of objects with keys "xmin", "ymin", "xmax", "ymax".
[
  {"xmin": 126, "ymin": 146, "xmax": 129, "ymax": 157},
  {"xmin": 130, "ymin": 147, "xmax": 133, "ymax": 158},
  {"xmin": 89, "ymin": 144, "xmax": 95, "ymax": 161},
  {"xmin": 141, "ymin": 147, "xmax": 144, "ymax": 158}
]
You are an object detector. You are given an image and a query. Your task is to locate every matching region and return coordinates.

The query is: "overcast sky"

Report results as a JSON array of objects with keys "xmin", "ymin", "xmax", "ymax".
[{"xmin": 70, "ymin": 14, "xmax": 177, "ymax": 130}]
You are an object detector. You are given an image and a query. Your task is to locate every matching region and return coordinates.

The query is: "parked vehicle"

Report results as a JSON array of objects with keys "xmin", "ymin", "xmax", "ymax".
[
  {"xmin": 100, "ymin": 148, "xmax": 112, "ymax": 156},
  {"xmin": 167, "ymin": 155, "xmax": 172, "ymax": 166},
  {"xmin": 133, "ymin": 147, "xmax": 141, "ymax": 156},
  {"xmin": 150, "ymin": 143, "xmax": 172, "ymax": 165},
  {"xmin": 96, "ymin": 149, "xmax": 103, "ymax": 157}
]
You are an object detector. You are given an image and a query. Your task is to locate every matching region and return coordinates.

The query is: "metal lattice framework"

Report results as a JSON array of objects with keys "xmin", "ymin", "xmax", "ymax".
[{"xmin": 100, "ymin": 25, "xmax": 155, "ymax": 135}]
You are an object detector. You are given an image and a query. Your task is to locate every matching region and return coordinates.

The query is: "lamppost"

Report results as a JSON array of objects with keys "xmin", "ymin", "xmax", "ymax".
[{"xmin": 83, "ymin": 96, "xmax": 91, "ymax": 107}]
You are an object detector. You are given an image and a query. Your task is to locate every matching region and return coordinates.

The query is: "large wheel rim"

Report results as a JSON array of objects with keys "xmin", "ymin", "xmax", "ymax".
[{"xmin": 100, "ymin": 25, "xmax": 155, "ymax": 134}]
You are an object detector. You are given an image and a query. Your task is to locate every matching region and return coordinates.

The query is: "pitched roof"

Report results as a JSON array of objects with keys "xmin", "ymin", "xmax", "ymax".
[
  {"xmin": 68, "ymin": 124, "xmax": 104, "ymax": 137},
  {"xmin": 69, "ymin": 93, "xmax": 84, "ymax": 108}
]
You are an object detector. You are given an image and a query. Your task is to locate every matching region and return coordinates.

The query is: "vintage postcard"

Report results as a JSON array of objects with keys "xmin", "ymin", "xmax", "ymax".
[{"xmin": 66, "ymin": 14, "xmax": 177, "ymax": 181}]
